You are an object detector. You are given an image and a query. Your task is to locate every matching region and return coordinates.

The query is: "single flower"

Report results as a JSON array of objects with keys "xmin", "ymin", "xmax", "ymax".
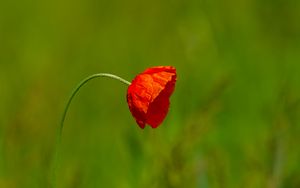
[{"xmin": 127, "ymin": 66, "xmax": 177, "ymax": 129}]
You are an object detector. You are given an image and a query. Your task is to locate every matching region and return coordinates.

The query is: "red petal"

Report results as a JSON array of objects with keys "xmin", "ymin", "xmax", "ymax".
[{"xmin": 127, "ymin": 66, "xmax": 177, "ymax": 129}]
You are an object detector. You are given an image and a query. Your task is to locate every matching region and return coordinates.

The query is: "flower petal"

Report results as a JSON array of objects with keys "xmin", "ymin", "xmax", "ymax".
[{"xmin": 127, "ymin": 66, "xmax": 177, "ymax": 129}]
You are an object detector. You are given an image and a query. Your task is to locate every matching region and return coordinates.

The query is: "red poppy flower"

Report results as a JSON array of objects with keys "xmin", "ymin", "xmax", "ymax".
[{"xmin": 127, "ymin": 66, "xmax": 177, "ymax": 129}]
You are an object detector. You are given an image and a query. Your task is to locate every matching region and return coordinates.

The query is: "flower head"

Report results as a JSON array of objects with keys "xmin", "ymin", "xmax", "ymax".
[{"xmin": 127, "ymin": 66, "xmax": 177, "ymax": 129}]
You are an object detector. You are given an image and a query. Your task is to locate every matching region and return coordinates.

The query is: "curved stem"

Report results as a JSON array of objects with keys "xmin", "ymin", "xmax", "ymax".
[{"xmin": 51, "ymin": 73, "xmax": 131, "ymax": 187}]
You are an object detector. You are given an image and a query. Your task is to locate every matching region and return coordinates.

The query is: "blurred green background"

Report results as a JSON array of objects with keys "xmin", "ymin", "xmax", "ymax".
[{"xmin": 1, "ymin": 0, "xmax": 300, "ymax": 187}]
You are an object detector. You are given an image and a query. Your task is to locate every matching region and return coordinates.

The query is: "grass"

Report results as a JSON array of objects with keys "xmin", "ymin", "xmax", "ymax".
[{"xmin": 0, "ymin": 0, "xmax": 300, "ymax": 187}]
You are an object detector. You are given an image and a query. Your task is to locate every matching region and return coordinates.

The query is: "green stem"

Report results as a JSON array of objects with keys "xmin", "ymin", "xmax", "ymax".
[{"xmin": 51, "ymin": 73, "xmax": 131, "ymax": 188}]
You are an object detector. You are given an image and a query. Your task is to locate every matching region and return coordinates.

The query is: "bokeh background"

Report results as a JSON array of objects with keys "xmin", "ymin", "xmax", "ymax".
[{"xmin": 1, "ymin": 0, "xmax": 300, "ymax": 187}]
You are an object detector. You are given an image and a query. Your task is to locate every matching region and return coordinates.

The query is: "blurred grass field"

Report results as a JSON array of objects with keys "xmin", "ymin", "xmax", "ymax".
[{"xmin": 1, "ymin": 0, "xmax": 300, "ymax": 187}]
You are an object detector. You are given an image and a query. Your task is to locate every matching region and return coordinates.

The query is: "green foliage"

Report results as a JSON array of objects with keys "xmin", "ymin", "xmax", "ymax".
[{"xmin": 0, "ymin": 0, "xmax": 300, "ymax": 187}]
